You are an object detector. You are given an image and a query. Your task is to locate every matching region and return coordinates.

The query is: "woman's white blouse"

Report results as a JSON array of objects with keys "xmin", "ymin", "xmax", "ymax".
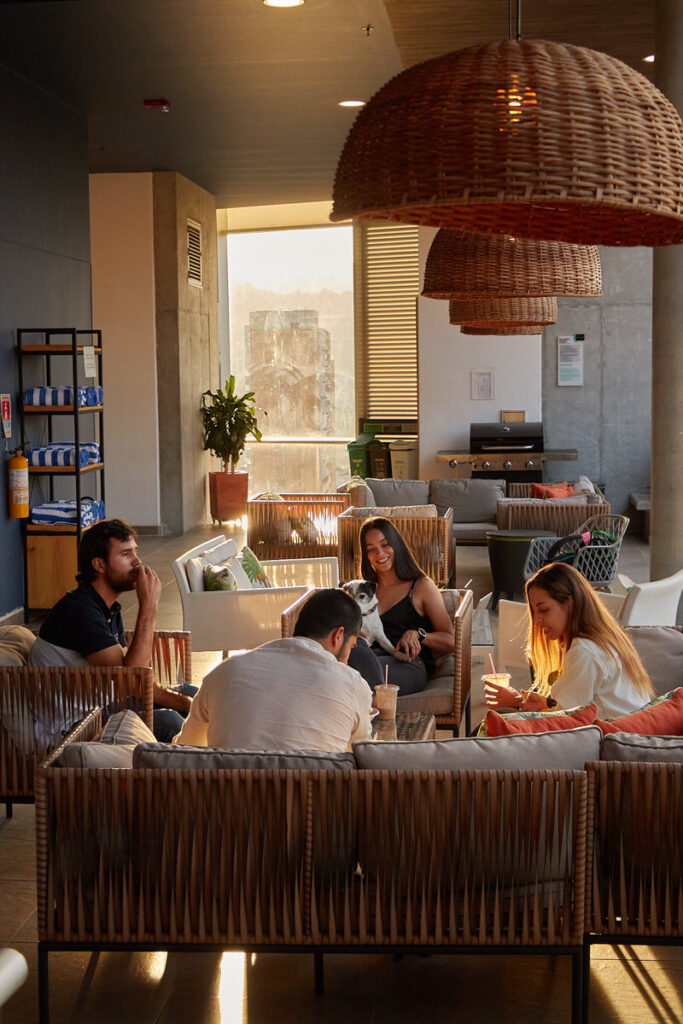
[{"xmin": 552, "ymin": 637, "xmax": 647, "ymax": 719}]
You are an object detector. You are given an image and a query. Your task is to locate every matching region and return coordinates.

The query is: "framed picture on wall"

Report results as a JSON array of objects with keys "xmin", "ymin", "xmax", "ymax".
[{"xmin": 470, "ymin": 368, "xmax": 495, "ymax": 400}]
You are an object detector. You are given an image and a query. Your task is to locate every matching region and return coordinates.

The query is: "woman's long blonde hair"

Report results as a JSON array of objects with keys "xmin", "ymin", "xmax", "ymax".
[{"xmin": 525, "ymin": 562, "xmax": 653, "ymax": 697}]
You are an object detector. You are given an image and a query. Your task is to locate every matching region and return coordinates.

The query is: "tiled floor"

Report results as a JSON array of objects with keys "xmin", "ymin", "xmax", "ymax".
[{"xmin": 7, "ymin": 526, "xmax": 681, "ymax": 1023}]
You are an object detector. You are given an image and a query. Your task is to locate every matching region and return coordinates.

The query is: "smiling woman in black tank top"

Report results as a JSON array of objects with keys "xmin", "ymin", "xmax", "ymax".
[{"xmin": 346, "ymin": 517, "xmax": 456, "ymax": 696}]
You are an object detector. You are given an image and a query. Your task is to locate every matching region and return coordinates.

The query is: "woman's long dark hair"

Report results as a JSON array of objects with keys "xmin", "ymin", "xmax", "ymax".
[{"xmin": 359, "ymin": 517, "xmax": 425, "ymax": 583}]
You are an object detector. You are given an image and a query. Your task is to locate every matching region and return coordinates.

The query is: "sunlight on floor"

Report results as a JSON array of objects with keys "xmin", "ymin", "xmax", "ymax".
[
  {"xmin": 219, "ymin": 951, "xmax": 247, "ymax": 1023},
  {"xmin": 146, "ymin": 951, "xmax": 168, "ymax": 982}
]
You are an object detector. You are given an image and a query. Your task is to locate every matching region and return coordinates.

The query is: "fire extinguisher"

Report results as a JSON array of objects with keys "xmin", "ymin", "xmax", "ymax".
[{"xmin": 8, "ymin": 449, "xmax": 29, "ymax": 518}]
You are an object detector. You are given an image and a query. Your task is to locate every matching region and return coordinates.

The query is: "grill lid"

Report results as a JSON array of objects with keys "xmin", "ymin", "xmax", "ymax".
[{"xmin": 470, "ymin": 421, "xmax": 544, "ymax": 452}]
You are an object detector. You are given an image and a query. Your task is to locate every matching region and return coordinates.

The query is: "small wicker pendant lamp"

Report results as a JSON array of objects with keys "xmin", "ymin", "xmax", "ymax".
[
  {"xmin": 424, "ymin": 228, "xmax": 601, "ymax": 298},
  {"xmin": 449, "ymin": 295, "xmax": 557, "ymax": 326},
  {"xmin": 461, "ymin": 324, "xmax": 543, "ymax": 335},
  {"xmin": 331, "ymin": 39, "xmax": 683, "ymax": 246}
]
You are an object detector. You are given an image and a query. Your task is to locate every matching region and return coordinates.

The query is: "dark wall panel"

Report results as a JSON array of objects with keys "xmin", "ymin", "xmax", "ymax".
[{"xmin": 0, "ymin": 63, "xmax": 91, "ymax": 619}]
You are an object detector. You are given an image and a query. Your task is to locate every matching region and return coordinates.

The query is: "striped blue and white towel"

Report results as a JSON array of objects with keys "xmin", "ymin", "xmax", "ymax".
[
  {"xmin": 27, "ymin": 447, "xmax": 89, "ymax": 467},
  {"xmin": 46, "ymin": 441, "xmax": 100, "ymax": 464},
  {"xmin": 31, "ymin": 499, "xmax": 105, "ymax": 527},
  {"xmin": 23, "ymin": 386, "xmax": 104, "ymax": 407}
]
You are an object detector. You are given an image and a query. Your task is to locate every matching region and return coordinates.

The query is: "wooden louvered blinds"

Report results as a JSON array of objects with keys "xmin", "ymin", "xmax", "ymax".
[{"xmin": 355, "ymin": 222, "xmax": 419, "ymax": 421}]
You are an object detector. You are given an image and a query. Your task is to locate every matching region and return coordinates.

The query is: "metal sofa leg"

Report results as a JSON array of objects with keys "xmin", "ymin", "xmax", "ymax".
[
  {"xmin": 464, "ymin": 693, "xmax": 471, "ymax": 736},
  {"xmin": 581, "ymin": 941, "xmax": 591, "ymax": 1024},
  {"xmin": 571, "ymin": 947, "xmax": 584, "ymax": 1024},
  {"xmin": 38, "ymin": 944, "xmax": 49, "ymax": 1024},
  {"xmin": 314, "ymin": 952, "xmax": 324, "ymax": 996}
]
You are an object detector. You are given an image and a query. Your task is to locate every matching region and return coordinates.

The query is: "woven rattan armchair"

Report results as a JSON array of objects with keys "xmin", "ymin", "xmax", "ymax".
[
  {"xmin": 247, "ymin": 492, "xmax": 350, "ymax": 560},
  {"xmin": 523, "ymin": 514, "xmax": 630, "ymax": 588},
  {"xmin": 498, "ymin": 482, "xmax": 610, "ymax": 534},
  {"xmin": 124, "ymin": 628, "xmax": 192, "ymax": 689},
  {"xmin": 282, "ymin": 585, "xmax": 473, "ymax": 733},
  {"xmin": 337, "ymin": 506, "xmax": 454, "ymax": 586},
  {"xmin": 584, "ymin": 761, "xmax": 683, "ymax": 1022},
  {"xmin": 0, "ymin": 664, "xmax": 153, "ymax": 816},
  {"xmin": 35, "ymin": 726, "xmax": 587, "ymax": 1023}
]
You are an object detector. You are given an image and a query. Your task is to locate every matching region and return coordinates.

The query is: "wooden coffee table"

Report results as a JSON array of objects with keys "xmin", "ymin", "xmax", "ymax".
[{"xmin": 372, "ymin": 710, "xmax": 436, "ymax": 742}]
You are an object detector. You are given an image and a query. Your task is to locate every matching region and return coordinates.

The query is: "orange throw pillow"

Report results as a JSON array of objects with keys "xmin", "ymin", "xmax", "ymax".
[
  {"xmin": 485, "ymin": 703, "xmax": 598, "ymax": 736},
  {"xmin": 530, "ymin": 481, "xmax": 574, "ymax": 499},
  {"xmin": 597, "ymin": 688, "xmax": 683, "ymax": 735}
]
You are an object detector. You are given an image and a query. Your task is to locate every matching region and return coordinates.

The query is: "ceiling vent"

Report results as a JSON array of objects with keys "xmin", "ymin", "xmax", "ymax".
[{"xmin": 187, "ymin": 219, "xmax": 202, "ymax": 286}]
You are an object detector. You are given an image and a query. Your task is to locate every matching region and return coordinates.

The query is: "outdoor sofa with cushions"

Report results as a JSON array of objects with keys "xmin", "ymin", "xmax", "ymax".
[
  {"xmin": 247, "ymin": 491, "xmax": 350, "ymax": 560},
  {"xmin": 36, "ymin": 716, "xmax": 593, "ymax": 1024},
  {"xmin": 496, "ymin": 477, "xmax": 610, "ymax": 533},
  {"xmin": 0, "ymin": 626, "xmax": 189, "ymax": 815},
  {"xmin": 340, "ymin": 476, "xmax": 506, "ymax": 546},
  {"xmin": 171, "ymin": 535, "xmax": 339, "ymax": 652},
  {"xmin": 282, "ymin": 586, "xmax": 474, "ymax": 734}
]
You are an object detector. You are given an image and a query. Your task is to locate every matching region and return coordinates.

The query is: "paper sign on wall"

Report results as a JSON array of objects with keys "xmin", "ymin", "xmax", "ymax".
[
  {"xmin": 1, "ymin": 394, "xmax": 11, "ymax": 438},
  {"xmin": 557, "ymin": 335, "xmax": 584, "ymax": 386}
]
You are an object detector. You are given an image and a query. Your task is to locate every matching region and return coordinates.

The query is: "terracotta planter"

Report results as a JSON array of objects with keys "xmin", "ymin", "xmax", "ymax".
[{"xmin": 208, "ymin": 470, "xmax": 248, "ymax": 522}]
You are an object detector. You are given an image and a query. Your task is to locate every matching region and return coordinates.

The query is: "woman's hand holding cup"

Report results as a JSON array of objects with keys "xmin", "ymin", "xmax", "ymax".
[{"xmin": 482, "ymin": 672, "xmax": 523, "ymax": 709}]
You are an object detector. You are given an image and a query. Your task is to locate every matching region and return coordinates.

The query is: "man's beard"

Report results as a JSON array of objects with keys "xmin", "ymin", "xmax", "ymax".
[{"xmin": 103, "ymin": 567, "xmax": 137, "ymax": 593}]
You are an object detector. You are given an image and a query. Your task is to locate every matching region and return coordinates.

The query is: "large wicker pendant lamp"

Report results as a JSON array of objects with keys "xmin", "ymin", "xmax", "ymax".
[
  {"xmin": 449, "ymin": 295, "xmax": 557, "ymax": 327},
  {"xmin": 423, "ymin": 228, "xmax": 601, "ymax": 298},
  {"xmin": 461, "ymin": 324, "xmax": 543, "ymax": 335},
  {"xmin": 331, "ymin": 39, "xmax": 683, "ymax": 246}
]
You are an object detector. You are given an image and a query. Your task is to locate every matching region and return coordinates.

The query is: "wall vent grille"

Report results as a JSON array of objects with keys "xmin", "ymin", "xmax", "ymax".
[{"xmin": 187, "ymin": 220, "xmax": 202, "ymax": 286}]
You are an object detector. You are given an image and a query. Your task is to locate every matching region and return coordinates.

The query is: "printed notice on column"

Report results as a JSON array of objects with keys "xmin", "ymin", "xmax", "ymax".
[{"xmin": 557, "ymin": 334, "xmax": 584, "ymax": 386}]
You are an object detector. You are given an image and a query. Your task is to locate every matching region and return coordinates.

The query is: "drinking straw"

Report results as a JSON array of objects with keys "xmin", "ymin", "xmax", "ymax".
[
  {"xmin": 384, "ymin": 665, "xmax": 389, "ymax": 687},
  {"xmin": 488, "ymin": 653, "xmax": 497, "ymax": 677}
]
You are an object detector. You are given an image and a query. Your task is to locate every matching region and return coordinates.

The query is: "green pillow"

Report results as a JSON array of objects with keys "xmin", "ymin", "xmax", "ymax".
[{"xmin": 203, "ymin": 565, "xmax": 238, "ymax": 591}]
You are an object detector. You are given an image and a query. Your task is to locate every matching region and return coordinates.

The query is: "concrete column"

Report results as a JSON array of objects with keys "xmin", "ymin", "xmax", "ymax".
[{"xmin": 652, "ymin": 0, "xmax": 683, "ymax": 578}]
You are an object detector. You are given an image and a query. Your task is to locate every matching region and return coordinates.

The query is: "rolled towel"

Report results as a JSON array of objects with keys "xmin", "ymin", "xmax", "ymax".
[
  {"xmin": 31, "ymin": 499, "xmax": 104, "ymax": 528},
  {"xmin": 27, "ymin": 447, "xmax": 89, "ymax": 468}
]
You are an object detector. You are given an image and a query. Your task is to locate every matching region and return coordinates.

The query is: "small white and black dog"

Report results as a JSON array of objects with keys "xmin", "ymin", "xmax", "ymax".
[{"xmin": 342, "ymin": 580, "xmax": 408, "ymax": 660}]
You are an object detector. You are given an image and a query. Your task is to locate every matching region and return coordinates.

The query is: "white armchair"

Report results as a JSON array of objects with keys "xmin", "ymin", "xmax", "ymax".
[
  {"xmin": 172, "ymin": 536, "xmax": 339, "ymax": 653},
  {"xmin": 618, "ymin": 567, "xmax": 683, "ymax": 626}
]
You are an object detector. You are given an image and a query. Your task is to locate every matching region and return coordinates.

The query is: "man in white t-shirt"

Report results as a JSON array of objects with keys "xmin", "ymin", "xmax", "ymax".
[{"xmin": 175, "ymin": 589, "xmax": 373, "ymax": 753}]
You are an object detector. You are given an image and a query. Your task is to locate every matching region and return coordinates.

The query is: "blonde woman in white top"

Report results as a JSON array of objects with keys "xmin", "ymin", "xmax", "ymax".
[{"xmin": 485, "ymin": 562, "xmax": 653, "ymax": 719}]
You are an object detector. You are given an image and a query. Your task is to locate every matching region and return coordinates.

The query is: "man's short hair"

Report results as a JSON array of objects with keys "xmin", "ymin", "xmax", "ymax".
[
  {"xmin": 293, "ymin": 588, "xmax": 362, "ymax": 642},
  {"xmin": 77, "ymin": 518, "xmax": 137, "ymax": 583}
]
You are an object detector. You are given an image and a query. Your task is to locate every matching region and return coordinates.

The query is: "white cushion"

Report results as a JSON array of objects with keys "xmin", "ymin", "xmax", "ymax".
[
  {"xmin": 57, "ymin": 742, "xmax": 136, "ymax": 768},
  {"xmin": 347, "ymin": 504, "xmax": 438, "ymax": 518},
  {"xmin": 100, "ymin": 709, "xmax": 156, "ymax": 746}
]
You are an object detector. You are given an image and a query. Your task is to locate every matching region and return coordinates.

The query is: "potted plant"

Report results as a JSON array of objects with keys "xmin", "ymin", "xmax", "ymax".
[{"xmin": 200, "ymin": 376, "xmax": 263, "ymax": 522}]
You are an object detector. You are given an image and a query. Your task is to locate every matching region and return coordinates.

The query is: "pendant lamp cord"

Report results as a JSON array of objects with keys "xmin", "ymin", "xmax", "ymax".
[{"xmin": 508, "ymin": 0, "xmax": 522, "ymax": 40}]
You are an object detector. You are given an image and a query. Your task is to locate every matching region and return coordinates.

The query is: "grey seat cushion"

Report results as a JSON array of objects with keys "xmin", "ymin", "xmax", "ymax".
[
  {"xmin": 133, "ymin": 743, "xmax": 357, "ymax": 770},
  {"xmin": 353, "ymin": 725, "xmax": 602, "ymax": 770},
  {"xmin": 601, "ymin": 733, "xmax": 683, "ymax": 763},
  {"xmin": 397, "ymin": 654, "xmax": 455, "ymax": 715},
  {"xmin": 452, "ymin": 521, "xmax": 498, "ymax": 542},
  {"xmin": 365, "ymin": 478, "xmax": 429, "ymax": 506},
  {"xmin": 625, "ymin": 626, "xmax": 683, "ymax": 696},
  {"xmin": 429, "ymin": 478, "xmax": 506, "ymax": 522}
]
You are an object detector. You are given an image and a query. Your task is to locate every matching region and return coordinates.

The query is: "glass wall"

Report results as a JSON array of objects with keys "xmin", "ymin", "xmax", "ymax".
[{"xmin": 226, "ymin": 225, "xmax": 354, "ymax": 494}]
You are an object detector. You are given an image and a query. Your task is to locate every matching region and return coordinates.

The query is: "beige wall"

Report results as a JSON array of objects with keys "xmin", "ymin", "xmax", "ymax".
[
  {"xmin": 153, "ymin": 172, "xmax": 219, "ymax": 534},
  {"xmin": 89, "ymin": 172, "xmax": 161, "ymax": 527}
]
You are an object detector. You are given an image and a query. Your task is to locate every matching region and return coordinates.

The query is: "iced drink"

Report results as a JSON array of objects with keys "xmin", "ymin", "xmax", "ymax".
[
  {"xmin": 374, "ymin": 683, "xmax": 399, "ymax": 720},
  {"xmin": 482, "ymin": 672, "xmax": 513, "ymax": 707}
]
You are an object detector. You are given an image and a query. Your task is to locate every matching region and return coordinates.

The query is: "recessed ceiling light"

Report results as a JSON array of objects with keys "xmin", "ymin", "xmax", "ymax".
[
  {"xmin": 339, "ymin": 100, "xmax": 365, "ymax": 108},
  {"xmin": 263, "ymin": 1, "xmax": 304, "ymax": 7},
  {"xmin": 643, "ymin": 54, "xmax": 655, "ymax": 63}
]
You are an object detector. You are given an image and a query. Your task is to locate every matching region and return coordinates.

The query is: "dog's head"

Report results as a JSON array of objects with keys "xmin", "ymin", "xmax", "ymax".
[{"xmin": 342, "ymin": 579, "xmax": 378, "ymax": 614}]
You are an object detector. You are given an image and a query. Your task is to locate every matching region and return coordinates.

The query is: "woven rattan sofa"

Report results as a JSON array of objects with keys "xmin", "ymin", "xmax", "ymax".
[
  {"xmin": 497, "ymin": 481, "xmax": 610, "ymax": 534},
  {"xmin": 338, "ymin": 506, "xmax": 455, "ymax": 585},
  {"xmin": 282, "ymin": 586, "xmax": 474, "ymax": 734},
  {"xmin": 247, "ymin": 492, "xmax": 350, "ymax": 560},
  {"xmin": 0, "ymin": 628, "xmax": 189, "ymax": 816},
  {"xmin": 35, "ymin": 715, "xmax": 593, "ymax": 1024}
]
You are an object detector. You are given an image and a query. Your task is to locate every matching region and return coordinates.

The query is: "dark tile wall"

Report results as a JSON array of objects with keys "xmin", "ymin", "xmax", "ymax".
[{"xmin": 0, "ymin": 64, "xmax": 91, "ymax": 618}]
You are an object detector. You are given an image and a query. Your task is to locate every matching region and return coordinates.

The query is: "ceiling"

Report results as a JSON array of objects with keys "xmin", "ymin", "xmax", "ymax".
[{"xmin": 0, "ymin": 0, "xmax": 654, "ymax": 210}]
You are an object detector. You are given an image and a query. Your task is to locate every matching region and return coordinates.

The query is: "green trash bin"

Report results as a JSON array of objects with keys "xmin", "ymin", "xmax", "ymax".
[{"xmin": 347, "ymin": 433, "xmax": 376, "ymax": 478}]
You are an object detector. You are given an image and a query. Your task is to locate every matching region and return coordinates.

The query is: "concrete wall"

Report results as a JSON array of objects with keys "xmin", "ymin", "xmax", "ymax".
[
  {"xmin": 89, "ymin": 173, "xmax": 160, "ymax": 527},
  {"xmin": 542, "ymin": 247, "xmax": 652, "ymax": 514},
  {"xmin": 0, "ymin": 64, "xmax": 91, "ymax": 620},
  {"xmin": 153, "ymin": 173, "xmax": 219, "ymax": 535},
  {"xmin": 417, "ymin": 228, "xmax": 542, "ymax": 481}
]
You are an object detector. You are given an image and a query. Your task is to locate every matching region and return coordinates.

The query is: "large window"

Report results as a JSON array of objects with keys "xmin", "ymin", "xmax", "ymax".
[{"xmin": 227, "ymin": 225, "xmax": 354, "ymax": 493}]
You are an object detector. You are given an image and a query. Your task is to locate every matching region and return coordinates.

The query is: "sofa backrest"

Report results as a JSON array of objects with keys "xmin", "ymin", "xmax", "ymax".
[
  {"xmin": 429, "ymin": 478, "xmax": 506, "ymax": 523},
  {"xmin": 365, "ymin": 478, "xmax": 429, "ymax": 506},
  {"xmin": 625, "ymin": 625, "xmax": 683, "ymax": 695}
]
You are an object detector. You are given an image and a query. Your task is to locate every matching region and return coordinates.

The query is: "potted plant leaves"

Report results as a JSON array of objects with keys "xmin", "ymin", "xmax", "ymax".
[{"xmin": 200, "ymin": 376, "xmax": 263, "ymax": 522}]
